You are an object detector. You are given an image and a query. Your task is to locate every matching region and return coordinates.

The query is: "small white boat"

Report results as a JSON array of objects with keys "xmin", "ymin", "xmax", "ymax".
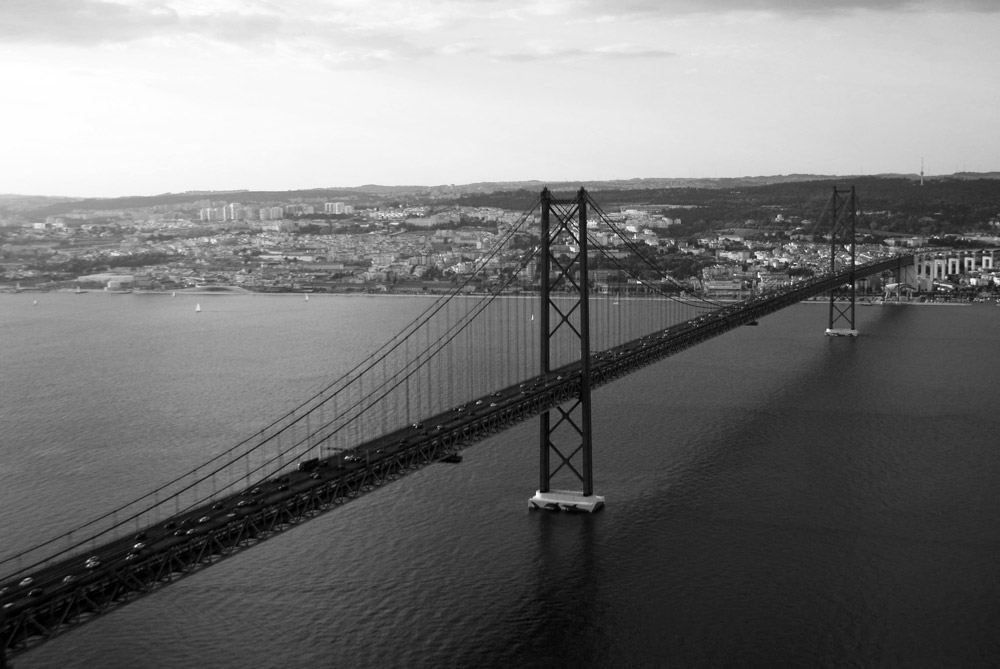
[
  {"xmin": 304, "ymin": 294, "xmax": 309, "ymax": 302},
  {"xmin": 195, "ymin": 303, "xmax": 201, "ymax": 313},
  {"xmin": 171, "ymin": 292, "xmax": 176, "ymax": 297}
]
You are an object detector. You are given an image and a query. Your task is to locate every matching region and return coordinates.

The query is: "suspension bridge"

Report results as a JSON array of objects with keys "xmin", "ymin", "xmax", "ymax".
[{"xmin": 1, "ymin": 186, "xmax": 921, "ymax": 664}]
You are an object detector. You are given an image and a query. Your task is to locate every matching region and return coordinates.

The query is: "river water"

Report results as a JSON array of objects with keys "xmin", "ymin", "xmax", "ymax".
[{"xmin": 2, "ymin": 292, "xmax": 999, "ymax": 668}]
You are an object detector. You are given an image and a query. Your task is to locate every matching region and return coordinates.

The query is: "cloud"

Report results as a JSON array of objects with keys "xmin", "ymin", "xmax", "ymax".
[
  {"xmin": 490, "ymin": 44, "xmax": 677, "ymax": 62},
  {"xmin": 577, "ymin": 0, "xmax": 1000, "ymax": 18},
  {"xmin": 0, "ymin": 0, "xmax": 284, "ymax": 46},
  {"xmin": 0, "ymin": 0, "xmax": 441, "ymax": 70},
  {"xmin": 0, "ymin": 0, "xmax": 172, "ymax": 45},
  {"xmin": 2, "ymin": 0, "xmax": 994, "ymax": 62}
]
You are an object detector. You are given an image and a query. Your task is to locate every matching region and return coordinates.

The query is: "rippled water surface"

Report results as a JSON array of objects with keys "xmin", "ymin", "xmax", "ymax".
[{"xmin": 3, "ymin": 293, "xmax": 999, "ymax": 668}]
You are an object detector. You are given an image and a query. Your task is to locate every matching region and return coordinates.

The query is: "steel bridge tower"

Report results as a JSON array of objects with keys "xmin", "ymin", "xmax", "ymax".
[
  {"xmin": 529, "ymin": 188, "xmax": 605, "ymax": 512},
  {"xmin": 825, "ymin": 185, "xmax": 860, "ymax": 337}
]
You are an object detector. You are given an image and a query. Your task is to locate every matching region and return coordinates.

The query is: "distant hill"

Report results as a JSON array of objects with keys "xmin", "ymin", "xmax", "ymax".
[
  {"xmin": 0, "ymin": 194, "xmax": 78, "ymax": 211},
  {"xmin": 3, "ymin": 172, "xmax": 998, "ymax": 218},
  {"xmin": 456, "ymin": 174, "xmax": 850, "ymax": 193},
  {"xmin": 953, "ymin": 171, "xmax": 1000, "ymax": 180}
]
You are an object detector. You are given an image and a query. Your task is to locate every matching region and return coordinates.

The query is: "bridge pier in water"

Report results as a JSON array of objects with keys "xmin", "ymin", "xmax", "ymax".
[{"xmin": 528, "ymin": 187, "xmax": 605, "ymax": 513}]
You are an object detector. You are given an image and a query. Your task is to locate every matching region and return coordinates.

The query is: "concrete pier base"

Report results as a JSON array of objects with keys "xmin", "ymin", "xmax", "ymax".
[
  {"xmin": 529, "ymin": 490, "xmax": 605, "ymax": 513},
  {"xmin": 825, "ymin": 328, "xmax": 859, "ymax": 337}
]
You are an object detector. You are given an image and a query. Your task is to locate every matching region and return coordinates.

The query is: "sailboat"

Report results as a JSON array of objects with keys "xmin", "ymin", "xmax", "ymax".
[
  {"xmin": 171, "ymin": 291, "xmax": 176, "ymax": 297},
  {"xmin": 195, "ymin": 303, "xmax": 201, "ymax": 313},
  {"xmin": 304, "ymin": 294, "xmax": 309, "ymax": 302},
  {"xmin": 74, "ymin": 285, "xmax": 86, "ymax": 294}
]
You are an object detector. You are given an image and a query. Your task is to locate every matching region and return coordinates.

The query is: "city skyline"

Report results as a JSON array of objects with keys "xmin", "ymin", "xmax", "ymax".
[{"xmin": 2, "ymin": 0, "xmax": 999, "ymax": 198}]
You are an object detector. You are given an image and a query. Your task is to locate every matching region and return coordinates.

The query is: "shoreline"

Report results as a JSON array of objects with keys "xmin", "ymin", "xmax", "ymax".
[
  {"xmin": 6, "ymin": 287, "xmax": 996, "ymax": 306},
  {"xmin": 803, "ymin": 297, "xmax": 977, "ymax": 306}
]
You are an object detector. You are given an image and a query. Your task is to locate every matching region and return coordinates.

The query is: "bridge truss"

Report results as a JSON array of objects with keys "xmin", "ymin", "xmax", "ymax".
[
  {"xmin": 531, "ymin": 188, "xmax": 603, "ymax": 512},
  {"xmin": 825, "ymin": 185, "xmax": 860, "ymax": 336}
]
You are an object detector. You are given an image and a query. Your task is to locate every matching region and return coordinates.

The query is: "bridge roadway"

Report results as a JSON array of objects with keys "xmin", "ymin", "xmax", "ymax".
[{"xmin": 1, "ymin": 254, "xmax": 913, "ymax": 660}]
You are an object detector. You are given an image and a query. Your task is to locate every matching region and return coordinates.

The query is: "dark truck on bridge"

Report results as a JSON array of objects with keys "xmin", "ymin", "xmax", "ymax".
[{"xmin": 297, "ymin": 458, "xmax": 321, "ymax": 472}]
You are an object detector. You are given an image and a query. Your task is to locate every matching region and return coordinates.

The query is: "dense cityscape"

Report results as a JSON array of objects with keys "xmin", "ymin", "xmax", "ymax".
[{"xmin": 2, "ymin": 178, "xmax": 999, "ymax": 300}]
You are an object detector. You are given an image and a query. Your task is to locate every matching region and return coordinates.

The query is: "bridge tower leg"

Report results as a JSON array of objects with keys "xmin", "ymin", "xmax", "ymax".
[
  {"xmin": 825, "ymin": 185, "xmax": 860, "ymax": 337},
  {"xmin": 529, "ymin": 187, "xmax": 605, "ymax": 513},
  {"xmin": 899, "ymin": 257, "xmax": 920, "ymax": 293}
]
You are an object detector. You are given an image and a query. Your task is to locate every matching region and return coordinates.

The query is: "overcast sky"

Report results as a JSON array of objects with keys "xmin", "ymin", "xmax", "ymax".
[{"xmin": 1, "ymin": 0, "xmax": 997, "ymax": 197}]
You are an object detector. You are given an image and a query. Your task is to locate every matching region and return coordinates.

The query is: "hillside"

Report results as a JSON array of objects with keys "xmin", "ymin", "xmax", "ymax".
[{"xmin": 3, "ymin": 173, "xmax": 998, "ymax": 238}]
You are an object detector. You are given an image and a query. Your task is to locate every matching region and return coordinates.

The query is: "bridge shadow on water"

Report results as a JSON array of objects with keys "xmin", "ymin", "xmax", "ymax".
[{"xmin": 528, "ymin": 302, "xmax": 1000, "ymax": 667}]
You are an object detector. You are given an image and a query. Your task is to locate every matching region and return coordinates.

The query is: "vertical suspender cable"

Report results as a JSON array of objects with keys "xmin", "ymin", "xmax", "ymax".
[{"xmin": 466, "ymin": 297, "xmax": 473, "ymax": 400}]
